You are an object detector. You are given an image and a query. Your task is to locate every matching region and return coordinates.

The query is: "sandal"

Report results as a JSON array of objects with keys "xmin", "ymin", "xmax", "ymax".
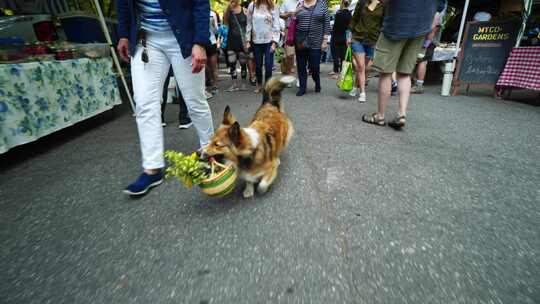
[
  {"xmin": 388, "ymin": 115, "xmax": 406, "ymax": 130},
  {"xmin": 361, "ymin": 113, "xmax": 386, "ymax": 126}
]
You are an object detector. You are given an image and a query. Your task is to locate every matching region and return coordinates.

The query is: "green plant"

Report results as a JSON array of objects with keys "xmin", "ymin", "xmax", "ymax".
[{"xmin": 164, "ymin": 151, "xmax": 209, "ymax": 188}]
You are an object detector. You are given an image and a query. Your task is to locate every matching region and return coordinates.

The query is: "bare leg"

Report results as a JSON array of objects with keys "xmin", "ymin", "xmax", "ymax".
[
  {"xmin": 397, "ymin": 72, "xmax": 412, "ymax": 117},
  {"xmin": 352, "ymin": 53, "xmax": 366, "ymax": 93},
  {"xmin": 210, "ymin": 54, "xmax": 218, "ymax": 88},
  {"xmin": 243, "ymin": 182, "xmax": 255, "ymax": 198},
  {"xmin": 416, "ymin": 61, "xmax": 427, "ymax": 82},
  {"xmin": 366, "ymin": 60, "xmax": 373, "ymax": 82},
  {"xmin": 377, "ymin": 73, "xmax": 392, "ymax": 118}
]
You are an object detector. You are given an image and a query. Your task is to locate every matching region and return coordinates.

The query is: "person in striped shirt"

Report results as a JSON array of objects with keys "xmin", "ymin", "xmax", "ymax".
[{"xmin": 293, "ymin": 0, "xmax": 330, "ymax": 96}]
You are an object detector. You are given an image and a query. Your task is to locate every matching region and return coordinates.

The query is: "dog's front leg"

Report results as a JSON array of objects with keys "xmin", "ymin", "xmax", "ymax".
[
  {"xmin": 243, "ymin": 182, "xmax": 255, "ymax": 199},
  {"xmin": 258, "ymin": 159, "xmax": 279, "ymax": 194}
]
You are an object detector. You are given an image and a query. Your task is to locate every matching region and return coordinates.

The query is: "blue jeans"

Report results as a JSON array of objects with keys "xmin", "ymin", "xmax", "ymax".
[
  {"xmin": 252, "ymin": 43, "xmax": 274, "ymax": 85},
  {"xmin": 296, "ymin": 47, "xmax": 321, "ymax": 91},
  {"xmin": 351, "ymin": 40, "xmax": 374, "ymax": 59}
]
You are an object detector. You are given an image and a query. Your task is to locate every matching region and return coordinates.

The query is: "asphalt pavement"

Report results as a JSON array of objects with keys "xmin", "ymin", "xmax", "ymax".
[{"xmin": 1, "ymin": 64, "xmax": 539, "ymax": 304}]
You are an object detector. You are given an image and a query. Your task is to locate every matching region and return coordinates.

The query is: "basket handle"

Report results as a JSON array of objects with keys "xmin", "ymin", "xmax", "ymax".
[{"xmin": 208, "ymin": 157, "xmax": 228, "ymax": 176}]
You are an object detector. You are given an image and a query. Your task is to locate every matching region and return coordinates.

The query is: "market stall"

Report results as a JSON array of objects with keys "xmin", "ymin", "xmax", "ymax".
[
  {"xmin": 0, "ymin": 0, "xmax": 130, "ymax": 154},
  {"xmin": 445, "ymin": 0, "xmax": 535, "ymax": 96},
  {"xmin": 495, "ymin": 0, "xmax": 540, "ymax": 99},
  {"xmin": 0, "ymin": 56, "xmax": 120, "ymax": 153}
]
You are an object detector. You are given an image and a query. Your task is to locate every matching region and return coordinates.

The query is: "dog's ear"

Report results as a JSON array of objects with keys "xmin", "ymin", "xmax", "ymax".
[
  {"xmin": 222, "ymin": 105, "xmax": 237, "ymax": 126},
  {"xmin": 228, "ymin": 121, "xmax": 242, "ymax": 146}
]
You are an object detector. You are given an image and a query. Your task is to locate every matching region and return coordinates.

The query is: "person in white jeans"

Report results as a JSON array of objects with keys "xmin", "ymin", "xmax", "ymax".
[
  {"xmin": 131, "ymin": 31, "xmax": 214, "ymax": 169},
  {"xmin": 117, "ymin": 0, "xmax": 214, "ymax": 196}
]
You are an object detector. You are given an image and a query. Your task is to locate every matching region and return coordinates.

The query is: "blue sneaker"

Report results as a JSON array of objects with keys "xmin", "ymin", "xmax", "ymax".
[{"xmin": 123, "ymin": 171, "xmax": 164, "ymax": 196}]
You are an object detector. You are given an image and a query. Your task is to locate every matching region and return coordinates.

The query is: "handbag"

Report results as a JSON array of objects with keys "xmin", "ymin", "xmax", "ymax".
[
  {"xmin": 337, "ymin": 46, "xmax": 354, "ymax": 92},
  {"xmin": 295, "ymin": 0, "xmax": 317, "ymax": 51},
  {"xmin": 286, "ymin": 18, "xmax": 297, "ymax": 46},
  {"xmin": 231, "ymin": 10, "xmax": 247, "ymax": 52}
]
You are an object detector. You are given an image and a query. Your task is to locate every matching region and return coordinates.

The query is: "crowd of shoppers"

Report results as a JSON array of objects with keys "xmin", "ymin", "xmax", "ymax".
[{"xmin": 117, "ymin": 0, "xmax": 445, "ymax": 196}]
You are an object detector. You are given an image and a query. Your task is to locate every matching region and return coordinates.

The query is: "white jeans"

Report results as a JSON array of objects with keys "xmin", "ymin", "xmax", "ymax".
[{"xmin": 131, "ymin": 30, "xmax": 214, "ymax": 169}]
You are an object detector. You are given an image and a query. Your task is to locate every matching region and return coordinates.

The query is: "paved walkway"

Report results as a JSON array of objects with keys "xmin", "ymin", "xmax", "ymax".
[{"xmin": 1, "ymin": 65, "xmax": 539, "ymax": 304}]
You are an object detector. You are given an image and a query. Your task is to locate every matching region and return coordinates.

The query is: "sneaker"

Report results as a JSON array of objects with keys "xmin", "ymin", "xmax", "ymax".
[
  {"xmin": 162, "ymin": 121, "xmax": 167, "ymax": 127},
  {"xmin": 178, "ymin": 122, "xmax": 193, "ymax": 129},
  {"xmin": 411, "ymin": 85, "xmax": 424, "ymax": 94},
  {"xmin": 123, "ymin": 171, "xmax": 164, "ymax": 196},
  {"xmin": 349, "ymin": 88, "xmax": 358, "ymax": 97},
  {"xmin": 226, "ymin": 86, "xmax": 240, "ymax": 92},
  {"xmin": 358, "ymin": 92, "xmax": 367, "ymax": 103}
]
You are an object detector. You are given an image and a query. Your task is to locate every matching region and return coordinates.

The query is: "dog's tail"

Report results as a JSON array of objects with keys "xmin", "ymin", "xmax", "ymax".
[{"xmin": 262, "ymin": 75, "xmax": 296, "ymax": 111}]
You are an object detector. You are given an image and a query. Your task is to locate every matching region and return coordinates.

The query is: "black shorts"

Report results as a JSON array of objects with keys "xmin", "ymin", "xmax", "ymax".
[{"xmin": 206, "ymin": 44, "xmax": 218, "ymax": 57}]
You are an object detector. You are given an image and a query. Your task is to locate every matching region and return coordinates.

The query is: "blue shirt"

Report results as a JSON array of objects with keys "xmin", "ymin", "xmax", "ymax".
[
  {"xmin": 381, "ymin": 0, "xmax": 437, "ymax": 40},
  {"xmin": 136, "ymin": 0, "xmax": 170, "ymax": 32},
  {"xmin": 116, "ymin": 0, "xmax": 210, "ymax": 59}
]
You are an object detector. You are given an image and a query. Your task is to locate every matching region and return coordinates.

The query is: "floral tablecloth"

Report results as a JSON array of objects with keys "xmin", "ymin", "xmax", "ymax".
[{"xmin": 0, "ymin": 57, "xmax": 121, "ymax": 154}]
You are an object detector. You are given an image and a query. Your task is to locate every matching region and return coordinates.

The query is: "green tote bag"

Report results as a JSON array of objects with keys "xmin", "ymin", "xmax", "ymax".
[{"xmin": 337, "ymin": 46, "xmax": 354, "ymax": 92}]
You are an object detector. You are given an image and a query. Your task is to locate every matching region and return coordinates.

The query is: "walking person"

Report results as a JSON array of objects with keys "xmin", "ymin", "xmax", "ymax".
[
  {"xmin": 294, "ymin": 0, "xmax": 330, "ymax": 96},
  {"xmin": 330, "ymin": 0, "xmax": 351, "ymax": 79},
  {"xmin": 224, "ymin": 0, "xmax": 249, "ymax": 91},
  {"xmin": 246, "ymin": 0, "xmax": 281, "ymax": 93},
  {"xmin": 279, "ymin": 0, "xmax": 298, "ymax": 75},
  {"xmin": 117, "ymin": 0, "xmax": 214, "ymax": 196},
  {"xmin": 205, "ymin": 10, "xmax": 220, "ymax": 97},
  {"xmin": 161, "ymin": 67, "xmax": 192, "ymax": 129},
  {"xmin": 412, "ymin": 2, "xmax": 446, "ymax": 94},
  {"xmin": 348, "ymin": 0, "xmax": 384, "ymax": 103},
  {"xmin": 361, "ymin": 0, "xmax": 438, "ymax": 129}
]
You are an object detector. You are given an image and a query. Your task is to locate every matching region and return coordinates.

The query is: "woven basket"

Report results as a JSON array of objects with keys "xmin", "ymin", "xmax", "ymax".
[{"xmin": 199, "ymin": 159, "xmax": 237, "ymax": 197}]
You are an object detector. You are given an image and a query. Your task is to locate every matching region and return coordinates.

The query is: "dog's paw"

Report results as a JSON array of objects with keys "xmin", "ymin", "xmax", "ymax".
[
  {"xmin": 243, "ymin": 188, "xmax": 254, "ymax": 198},
  {"xmin": 257, "ymin": 181, "xmax": 270, "ymax": 194},
  {"xmin": 243, "ymin": 185, "xmax": 255, "ymax": 199}
]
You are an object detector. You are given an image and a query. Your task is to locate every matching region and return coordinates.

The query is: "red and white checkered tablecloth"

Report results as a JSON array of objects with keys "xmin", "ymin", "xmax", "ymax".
[{"xmin": 497, "ymin": 46, "xmax": 540, "ymax": 91}]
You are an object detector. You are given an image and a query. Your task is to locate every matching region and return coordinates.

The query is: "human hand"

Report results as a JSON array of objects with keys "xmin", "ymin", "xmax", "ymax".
[
  {"xmin": 245, "ymin": 41, "xmax": 251, "ymax": 50},
  {"xmin": 117, "ymin": 38, "xmax": 130, "ymax": 62},
  {"xmin": 191, "ymin": 44, "xmax": 207, "ymax": 73},
  {"xmin": 271, "ymin": 42, "xmax": 277, "ymax": 53},
  {"xmin": 346, "ymin": 38, "xmax": 352, "ymax": 46},
  {"xmin": 321, "ymin": 40, "xmax": 328, "ymax": 50}
]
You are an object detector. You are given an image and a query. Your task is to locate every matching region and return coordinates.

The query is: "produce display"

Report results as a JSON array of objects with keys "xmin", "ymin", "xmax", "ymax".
[{"xmin": 0, "ymin": 41, "xmax": 110, "ymax": 63}]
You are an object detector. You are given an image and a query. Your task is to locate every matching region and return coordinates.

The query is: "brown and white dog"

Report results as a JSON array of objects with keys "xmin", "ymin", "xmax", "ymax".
[{"xmin": 203, "ymin": 76, "xmax": 295, "ymax": 198}]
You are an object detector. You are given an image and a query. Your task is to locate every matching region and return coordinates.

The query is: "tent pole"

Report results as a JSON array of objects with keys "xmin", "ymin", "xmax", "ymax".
[
  {"xmin": 442, "ymin": 0, "xmax": 470, "ymax": 96},
  {"xmin": 92, "ymin": 0, "xmax": 136, "ymax": 114},
  {"xmin": 455, "ymin": 0, "xmax": 470, "ymax": 59},
  {"xmin": 516, "ymin": 0, "xmax": 533, "ymax": 47}
]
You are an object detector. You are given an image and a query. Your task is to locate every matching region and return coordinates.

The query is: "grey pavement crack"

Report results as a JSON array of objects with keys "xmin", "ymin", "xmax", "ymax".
[{"xmin": 295, "ymin": 130, "xmax": 362, "ymax": 304}]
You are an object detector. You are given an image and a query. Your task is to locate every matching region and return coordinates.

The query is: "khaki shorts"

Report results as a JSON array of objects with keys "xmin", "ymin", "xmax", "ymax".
[
  {"xmin": 285, "ymin": 45, "xmax": 295, "ymax": 56},
  {"xmin": 372, "ymin": 34, "xmax": 424, "ymax": 74}
]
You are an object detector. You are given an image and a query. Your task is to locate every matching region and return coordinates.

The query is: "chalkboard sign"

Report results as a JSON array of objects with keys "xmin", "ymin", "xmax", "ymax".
[{"xmin": 456, "ymin": 21, "xmax": 518, "ymax": 85}]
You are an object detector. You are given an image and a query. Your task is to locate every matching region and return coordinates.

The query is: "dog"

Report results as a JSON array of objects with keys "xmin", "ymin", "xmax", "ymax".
[{"xmin": 203, "ymin": 76, "xmax": 295, "ymax": 198}]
